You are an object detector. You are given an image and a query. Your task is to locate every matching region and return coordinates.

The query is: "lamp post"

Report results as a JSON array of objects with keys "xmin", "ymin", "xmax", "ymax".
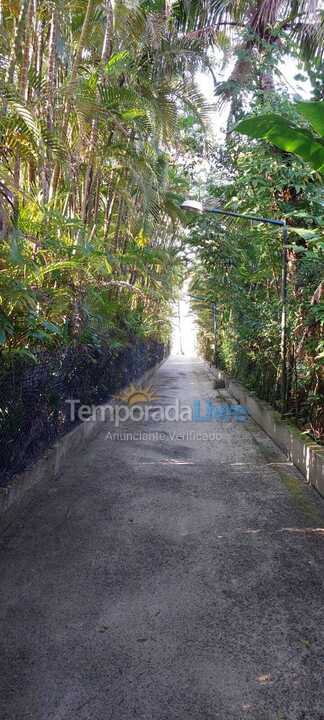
[{"xmin": 182, "ymin": 200, "xmax": 289, "ymax": 413}]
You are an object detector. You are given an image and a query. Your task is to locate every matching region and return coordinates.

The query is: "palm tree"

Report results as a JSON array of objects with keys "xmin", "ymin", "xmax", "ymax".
[
  {"xmin": 0, "ymin": 0, "xmax": 209, "ymax": 350},
  {"xmin": 171, "ymin": 0, "xmax": 323, "ymax": 122}
]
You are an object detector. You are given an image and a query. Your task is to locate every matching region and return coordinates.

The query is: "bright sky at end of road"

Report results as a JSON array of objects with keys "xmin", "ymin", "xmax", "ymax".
[{"xmin": 171, "ymin": 282, "xmax": 198, "ymax": 357}]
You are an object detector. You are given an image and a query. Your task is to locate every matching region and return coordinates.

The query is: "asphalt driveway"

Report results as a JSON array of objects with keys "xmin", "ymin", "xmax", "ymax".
[{"xmin": 1, "ymin": 356, "xmax": 324, "ymax": 720}]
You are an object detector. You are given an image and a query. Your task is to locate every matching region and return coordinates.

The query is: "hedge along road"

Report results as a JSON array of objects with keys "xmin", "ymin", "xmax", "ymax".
[{"xmin": 1, "ymin": 355, "xmax": 324, "ymax": 720}]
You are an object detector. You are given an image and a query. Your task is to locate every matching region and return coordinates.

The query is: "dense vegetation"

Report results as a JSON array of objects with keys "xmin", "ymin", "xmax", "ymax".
[
  {"xmin": 189, "ymin": 97, "xmax": 323, "ymax": 439},
  {"xmin": 0, "ymin": 0, "xmax": 323, "ymax": 444},
  {"xmin": 0, "ymin": 0, "xmax": 210, "ymax": 355}
]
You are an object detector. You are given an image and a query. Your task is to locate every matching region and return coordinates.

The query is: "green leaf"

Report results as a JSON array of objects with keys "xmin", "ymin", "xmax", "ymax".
[
  {"xmin": 293, "ymin": 228, "xmax": 321, "ymax": 240},
  {"xmin": 235, "ymin": 114, "xmax": 324, "ymax": 172},
  {"xmin": 42, "ymin": 320, "xmax": 62, "ymax": 335},
  {"xmin": 9, "ymin": 101, "xmax": 41, "ymax": 142},
  {"xmin": 295, "ymin": 101, "xmax": 324, "ymax": 136},
  {"xmin": 290, "ymin": 244, "xmax": 306, "ymax": 253},
  {"xmin": 40, "ymin": 260, "xmax": 83, "ymax": 276},
  {"xmin": 121, "ymin": 109, "xmax": 146, "ymax": 121},
  {"xmin": 105, "ymin": 51, "xmax": 130, "ymax": 75}
]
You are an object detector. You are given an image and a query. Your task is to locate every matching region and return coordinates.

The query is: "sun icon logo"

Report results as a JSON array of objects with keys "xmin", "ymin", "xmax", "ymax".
[{"xmin": 114, "ymin": 383, "xmax": 159, "ymax": 406}]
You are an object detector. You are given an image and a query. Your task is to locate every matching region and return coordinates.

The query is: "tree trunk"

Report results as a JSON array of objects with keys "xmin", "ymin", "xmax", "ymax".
[
  {"xmin": 113, "ymin": 196, "xmax": 124, "ymax": 252},
  {"xmin": 6, "ymin": 0, "xmax": 26, "ymax": 85},
  {"xmin": 49, "ymin": 0, "xmax": 96, "ymax": 201},
  {"xmin": 81, "ymin": 0, "xmax": 113, "ymax": 225},
  {"xmin": 20, "ymin": 0, "xmax": 35, "ymax": 102},
  {"xmin": 104, "ymin": 187, "xmax": 117, "ymax": 240},
  {"xmin": 13, "ymin": 0, "xmax": 34, "ymax": 220},
  {"xmin": 43, "ymin": 4, "xmax": 58, "ymax": 203}
]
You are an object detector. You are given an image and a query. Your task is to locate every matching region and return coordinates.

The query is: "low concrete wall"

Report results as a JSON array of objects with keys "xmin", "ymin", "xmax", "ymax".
[
  {"xmin": 0, "ymin": 362, "xmax": 164, "ymax": 516},
  {"xmin": 211, "ymin": 367, "xmax": 324, "ymax": 498}
]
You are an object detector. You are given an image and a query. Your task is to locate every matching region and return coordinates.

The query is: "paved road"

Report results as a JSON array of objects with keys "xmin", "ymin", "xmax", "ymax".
[{"xmin": 1, "ymin": 356, "xmax": 324, "ymax": 720}]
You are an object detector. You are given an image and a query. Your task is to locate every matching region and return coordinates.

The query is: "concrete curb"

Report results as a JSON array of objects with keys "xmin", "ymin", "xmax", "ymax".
[
  {"xmin": 0, "ymin": 360, "xmax": 165, "ymax": 516},
  {"xmin": 209, "ymin": 365, "xmax": 324, "ymax": 498}
]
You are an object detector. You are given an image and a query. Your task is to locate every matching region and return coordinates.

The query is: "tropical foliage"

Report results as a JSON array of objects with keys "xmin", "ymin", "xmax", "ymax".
[
  {"xmin": 236, "ymin": 101, "xmax": 324, "ymax": 171},
  {"xmin": 188, "ymin": 97, "xmax": 323, "ymax": 438},
  {"xmin": 0, "ymin": 0, "xmax": 214, "ymax": 356},
  {"xmin": 0, "ymin": 0, "xmax": 323, "ymax": 440}
]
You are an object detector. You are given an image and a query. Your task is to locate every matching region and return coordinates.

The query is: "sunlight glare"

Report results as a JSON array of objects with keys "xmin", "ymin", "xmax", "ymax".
[{"xmin": 171, "ymin": 282, "xmax": 198, "ymax": 357}]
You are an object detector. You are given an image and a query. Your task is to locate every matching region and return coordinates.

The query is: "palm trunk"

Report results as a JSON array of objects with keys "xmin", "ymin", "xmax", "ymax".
[
  {"xmin": 13, "ymin": 0, "xmax": 34, "ymax": 220},
  {"xmin": 113, "ymin": 196, "xmax": 124, "ymax": 252},
  {"xmin": 93, "ymin": 173, "xmax": 101, "ymax": 225},
  {"xmin": 104, "ymin": 188, "xmax": 116, "ymax": 240},
  {"xmin": 81, "ymin": 0, "xmax": 113, "ymax": 225},
  {"xmin": 49, "ymin": 0, "xmax": 96, "ymax": 201},
  {"xmin": 43, "ymin": 5, "xmax": 58, "ymax": 203},
  {"xmin": 259, "ymin": 72, "xmax": 275, "ymax": 93},
  {"xmin": 35, "ymin": 17, "xmax": 44, "ymax": 77},
  {"xmin": 6, "ymin": 0, "xmax": 27, "ymax": 85},
  {"xmin": 20, "ymin": 0, "xmax": 34, "ymax": 102}
]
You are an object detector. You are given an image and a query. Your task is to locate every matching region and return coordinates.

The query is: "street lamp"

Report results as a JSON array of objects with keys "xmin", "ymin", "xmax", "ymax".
[{"xmin": 182, "ymin": 199, "xmax": 289, "ymax": 413}]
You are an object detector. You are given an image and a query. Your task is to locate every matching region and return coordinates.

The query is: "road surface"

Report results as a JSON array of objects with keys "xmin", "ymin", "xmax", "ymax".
[{"xmin": 1, "ymin": 356, "xmax": 324, "ymax": 720}]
